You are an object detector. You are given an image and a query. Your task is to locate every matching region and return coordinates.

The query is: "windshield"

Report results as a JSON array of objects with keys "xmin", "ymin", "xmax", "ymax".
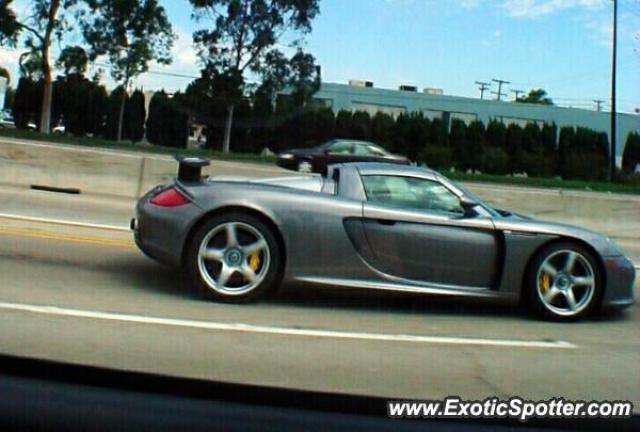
[{"xmin": 0, "ymin": 0, "xmax": 638, "ymax": 427}]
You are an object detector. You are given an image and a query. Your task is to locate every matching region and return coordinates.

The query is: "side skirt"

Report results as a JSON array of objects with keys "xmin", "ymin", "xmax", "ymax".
[{"xmin": 294, "ymin": 277, "xmax": 516, "ymax": 299}]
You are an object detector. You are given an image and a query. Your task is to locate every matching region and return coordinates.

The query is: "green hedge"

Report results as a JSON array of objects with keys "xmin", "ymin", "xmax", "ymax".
[{"xmin": 622, "ymin": 132, "xmax": 640, "ymax": 174}]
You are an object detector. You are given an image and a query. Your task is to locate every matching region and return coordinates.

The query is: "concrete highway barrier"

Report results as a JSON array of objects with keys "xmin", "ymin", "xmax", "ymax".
[{"xmin": 0, "ymin": 138, "xmax": 289, "ymax": 199}]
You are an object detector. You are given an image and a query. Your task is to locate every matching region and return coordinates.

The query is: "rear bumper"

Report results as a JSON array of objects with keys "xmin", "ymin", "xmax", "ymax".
[
  {"xmin": 601, "ymin": 255, "xmax": 636, "ymax": 309},
  {"xmin": 132, "ymin": 192, "xmax": 204, "ymax": 267}
]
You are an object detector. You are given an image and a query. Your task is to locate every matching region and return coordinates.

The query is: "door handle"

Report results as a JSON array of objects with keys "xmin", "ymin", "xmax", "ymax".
[{"xmin": 376, "ymin": 219, "xmax": 397, "ymax": 226}]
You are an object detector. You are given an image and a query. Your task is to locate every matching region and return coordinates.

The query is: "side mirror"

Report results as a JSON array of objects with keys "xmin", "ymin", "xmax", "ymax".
[{"xmin": 459, "ymin": 195, "xmax": 478, "ymax": 216}]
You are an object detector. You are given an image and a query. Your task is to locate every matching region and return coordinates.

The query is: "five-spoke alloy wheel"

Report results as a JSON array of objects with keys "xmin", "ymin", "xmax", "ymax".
[
  {"xmin": 527, "ymin": 242, "xmax": 602, "ymax": 321},
  {"xmin": 186, "ymin": 213, "xmax": 281, "ymax": 302}
]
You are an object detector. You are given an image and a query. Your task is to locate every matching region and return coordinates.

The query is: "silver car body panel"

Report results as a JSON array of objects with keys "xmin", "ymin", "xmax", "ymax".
[{"xmin": 133, "ymin": 163, "xmax": 635, "ymax": 307}]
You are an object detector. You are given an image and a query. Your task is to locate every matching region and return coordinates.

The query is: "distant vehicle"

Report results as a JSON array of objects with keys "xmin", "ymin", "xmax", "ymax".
[
  {"xmin": 0, "ymin": 111, "xmax": 14, "ymax": 129},
  {"xmin": 277, "ymin": 139, "xmax": 410, "ymax": 173},
  {"xmin": 52, "ymin": 125, "xmax": 65, "ymax": 134}
]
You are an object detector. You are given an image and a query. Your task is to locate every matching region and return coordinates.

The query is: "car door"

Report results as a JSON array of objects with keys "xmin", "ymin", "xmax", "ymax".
[{"xmin": 360, "ymin": 174, "xmax": 499, "ymax": 289}]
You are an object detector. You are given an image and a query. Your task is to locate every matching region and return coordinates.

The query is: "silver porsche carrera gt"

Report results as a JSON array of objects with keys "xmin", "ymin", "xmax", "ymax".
[{"xmin": 132, "ymin": 158, "xmax": 636, "ymax": 321}]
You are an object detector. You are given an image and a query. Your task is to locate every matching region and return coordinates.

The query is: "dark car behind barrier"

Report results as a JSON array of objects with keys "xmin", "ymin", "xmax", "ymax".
[{"xmin": 277, "ymin": 139, "xmax": 410, "ymax": 173}]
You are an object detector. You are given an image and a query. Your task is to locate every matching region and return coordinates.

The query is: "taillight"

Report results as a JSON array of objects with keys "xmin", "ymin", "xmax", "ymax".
[{"xmin": 150, "ymin": 187, "xmax": 190, "ymax": 207}]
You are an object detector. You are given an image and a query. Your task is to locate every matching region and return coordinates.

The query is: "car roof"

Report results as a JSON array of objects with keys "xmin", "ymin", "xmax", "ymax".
[{"xmin": 322, "ymin": 139, "xmax": 380, "ymax": 147}]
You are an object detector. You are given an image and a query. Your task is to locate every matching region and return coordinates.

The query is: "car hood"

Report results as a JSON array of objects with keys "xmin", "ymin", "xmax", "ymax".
[{"xmin": 494, "ymin": 215, "xmax": 625, "ymax": 257}]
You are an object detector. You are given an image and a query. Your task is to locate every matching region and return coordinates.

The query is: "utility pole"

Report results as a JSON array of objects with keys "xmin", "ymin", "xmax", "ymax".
[
  {"xmin": 594, "ymin": 99, "xmax": 604, "ymax": 111},
  {"xmin": 491, "ymin": 79, "xmax": 510, "ymax": 101},
  {"xmin": 511, "ymin": 89, "xmax": 524, "ymax": 101},
  {"xmin": 475, "ymin": 81, "xmax": 491, "ymax": 100},
  {"xmin": 609, "ymin": 0, "xmax": 617, "ymax": 182}
]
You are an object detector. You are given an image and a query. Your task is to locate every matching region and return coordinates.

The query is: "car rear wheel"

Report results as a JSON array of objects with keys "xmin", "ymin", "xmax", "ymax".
[
  {"xmin": 526, "ymin": 242, "xmax": 602, "ymax": 321},
  {"xmin": 186, "ymin": 213, "xmax": 281, "ymax": 302},
  {"xmin": 297, "ymin": 160, "xmax": 313, "ymax": 173}
]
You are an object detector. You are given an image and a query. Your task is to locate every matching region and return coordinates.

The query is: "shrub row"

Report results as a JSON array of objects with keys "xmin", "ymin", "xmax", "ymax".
[
  {"xmin": 266, "ymin": 108, "xmax": 623, "ymax": 181},
  {"xmin": 13, "ymin": 76, "xmax": 146, "ymax": 142}
]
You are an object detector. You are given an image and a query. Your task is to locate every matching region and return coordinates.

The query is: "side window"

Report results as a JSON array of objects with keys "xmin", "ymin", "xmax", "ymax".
[
  {"xmin": 328, "ymin": 142, "xmax": 353, "ymax": 155},
  {"xmin": 353, "ymin": 144, "xmax": 374, "ymax": 156},
  {"xmin": 362, "ymin": 175, "xmax": 463, "ymax": 214},
  {"xmin": 368, "ymin": 145, "xmax": 387, "ymax": 156}
]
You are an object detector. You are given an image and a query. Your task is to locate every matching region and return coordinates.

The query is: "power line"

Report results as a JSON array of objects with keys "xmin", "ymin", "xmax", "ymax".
[
  {"xmin": 491, "ymin": 78, "xmax": 510, "ymax": 101},
  {"xmin": 474, "ymin": 81, "xmax": 491, "ymax": 100}
]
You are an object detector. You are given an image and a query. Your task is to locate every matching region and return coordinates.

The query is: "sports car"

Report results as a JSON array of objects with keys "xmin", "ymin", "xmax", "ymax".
[{"xmin": 132, "ymin": 158, "xmax": 636, "ymax": 321}]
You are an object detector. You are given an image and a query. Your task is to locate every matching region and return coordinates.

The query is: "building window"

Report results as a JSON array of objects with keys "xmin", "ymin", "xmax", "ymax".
[
  {"xmin": 499, "ymin": 116, "xmax": 545, "ymax": 128},
  {"xmin": 311, "ymin": 97, "xmax": 333, "ymax": 109},
  {"xmin": 450, "ymin": 112, "xmax": 477, "ymax": 125},
  {"xmin": 352, "ymin": 101, "xmax": 406, "ymax": 118},
  {"xmin": 422, "ymin": 109, "xmax": 444, "ymax": 121}
]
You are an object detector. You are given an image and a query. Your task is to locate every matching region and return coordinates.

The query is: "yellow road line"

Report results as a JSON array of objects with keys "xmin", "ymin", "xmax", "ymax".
[{"xmin": 0, "ymin": 226, "xmax": 134, "ymax": 248}]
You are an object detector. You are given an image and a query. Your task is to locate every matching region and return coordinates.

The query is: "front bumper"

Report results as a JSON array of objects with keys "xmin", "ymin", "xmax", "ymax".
[
  {"xmin": 132, "ymin": 191, "xmax": 204, "ymax": 267},
  {"xmin": 276, "ymin": 156, "xmax": 298, "ymax": 171},
  {"xmin": 601, "ymin": 255, "xmax": 636, "ymax": 308}
]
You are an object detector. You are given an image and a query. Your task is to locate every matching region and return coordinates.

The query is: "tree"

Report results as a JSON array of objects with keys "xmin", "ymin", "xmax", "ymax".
[
  {"xmin": 124, "ymin": 89, "xmax": 146, "ymax": 141},
  {"xmin": 370, "ymin": 112, "xmax": 395, "ymax": 150},
  {"xmin": 482, "ymin": 120, "xmax": 509, "ymax": 174},
  {"xmin": 104, "ymin": 87, "xmax": 128, "ymax": 140},
  {"xmin": 465, "ymin": 120, "xmax": 485, "ymax": 171},
  {"xmin": 505, "ymin": 123, "xmax": 525, "ymax": 173},
  {"xmin": 622, "ymin": 132, "xmax": 640, "ymax": 173},
  {"xmin": 13, "ymin": 76, "xmax": 42, "ymax": 128},
  {"xmin": 350, "ymin": 111, "xmax": 371, "ymax": 140},
  {"xmin": 56, "ymin": 46, "xmax": 89, "ymax": 76},
  {"xmin": 516, "ymin": 88, "xmax": 554, "ymax": 105},
  {"xmin": 82, "ymin": 0, "xmax": 174, "ymax": 141},
  {"xmin": 0, "ymin": 1, "xmax": 20, "ymax": 43},
  {"xmin": 558, "ymin": 126, "xmax": 575, "ymax": 179},
  {"xmin": 0, "ymin": 0, "xmax": 78, "ymax": 133},
  {"xmin": 400, "ymin": 112, "xmax": 429, "ymax": 162},
  {"xmin": 334, "ymin": 110, "xmax": 353, "ymax": 138},
  {"xmin": 146, "ymin": 90, "xmax": 188, "ymax": 148},
  {"xmin": 191, "ymin": 0, "xmax": 321, "ymax": 153}
]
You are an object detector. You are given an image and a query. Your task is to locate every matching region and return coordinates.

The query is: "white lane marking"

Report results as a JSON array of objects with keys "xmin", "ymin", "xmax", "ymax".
[
  {"xmin": 0, "ymin": 213, "xmax": 129, "ymax": 232},
  {"xmin": 0, "ymin": 301, "xmax": 577, "ymax": 349}
]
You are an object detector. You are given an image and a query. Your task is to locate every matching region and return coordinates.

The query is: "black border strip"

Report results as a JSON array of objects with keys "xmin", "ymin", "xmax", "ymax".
[{"xmin": 0, "ymin": 353, "xmax": 636, "ymax": 431}]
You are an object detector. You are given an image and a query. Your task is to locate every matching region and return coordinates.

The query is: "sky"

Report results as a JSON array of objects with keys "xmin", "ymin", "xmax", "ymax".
[{"xmin": 1, "ymin": 0, "xmax": 639, "ymax": 113}]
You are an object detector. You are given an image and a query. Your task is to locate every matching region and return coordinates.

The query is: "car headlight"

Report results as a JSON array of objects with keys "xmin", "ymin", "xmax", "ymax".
[{"xmin": 279, "ymin": 153, "xmax": 295, "ymax": 159}]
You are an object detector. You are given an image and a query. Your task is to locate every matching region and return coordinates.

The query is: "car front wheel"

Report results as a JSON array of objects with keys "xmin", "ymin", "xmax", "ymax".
[
  {"xmin": 526, "ymin": 242, "xmax": 602, "ymax": 321},
  {"xmin": 297, "ymin": 160, "xmax": 313, "ymax": 173},
  {"xmin": 186, "ymin": 213, "xmax": 281, "ymax": 302}
]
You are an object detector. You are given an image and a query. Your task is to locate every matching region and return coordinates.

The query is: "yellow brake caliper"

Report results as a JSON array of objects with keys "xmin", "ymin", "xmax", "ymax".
[
  {"xmin": 248, "ymin": 251, "xmax": 261, "ymax": 272},
  {"xmin": 539, "ymin": 272, "xmax": 550, "ymax": 293}
]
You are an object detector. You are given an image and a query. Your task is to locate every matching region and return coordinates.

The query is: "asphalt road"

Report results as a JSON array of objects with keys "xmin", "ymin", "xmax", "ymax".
[{"xmin": 0, "ymin": 185, "xmax": 638, "ymax": 410}]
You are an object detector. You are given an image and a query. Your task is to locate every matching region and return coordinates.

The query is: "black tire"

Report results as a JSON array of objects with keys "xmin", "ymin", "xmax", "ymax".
[
  {"xmin": 185, "ymin": 212, "xmax": 282, "ymax": 303},
  {"xmin": 525, "ymin": 241, "xmax": 603, "ymax": 322},
  {"xmin": 297, "ymin": 159, "xmax": 314, "ymax": 173}
]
